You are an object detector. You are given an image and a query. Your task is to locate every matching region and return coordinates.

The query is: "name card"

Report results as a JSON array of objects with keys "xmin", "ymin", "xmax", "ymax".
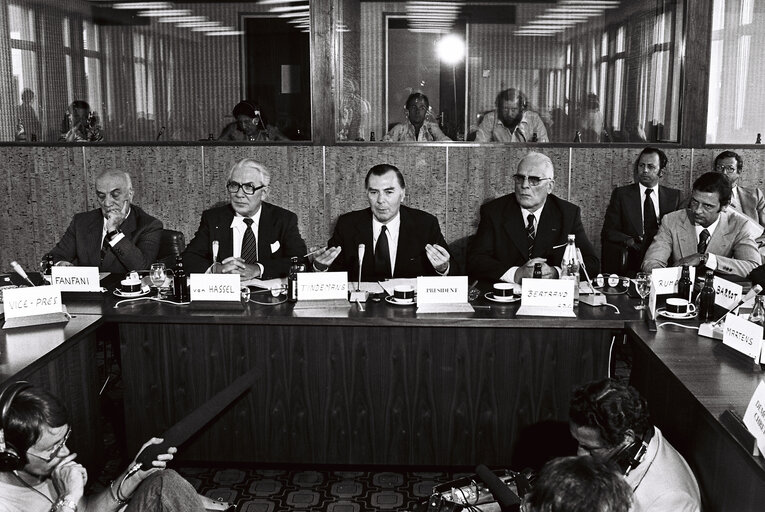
[
  {"xmin": 713, "ymin": 276, "xmax": 743, "ymax": 311},
  {"xmin": 3, "ymin": 286, "xmax": 63, "ymax": 319},
  {"xmin": 521, "ymin": 278, "xmax": 574, "ymax": 308},
  {"xmin": 416, "ymin": 276, "xmax": 467, "ymax": 304},
  {"xmin": 722, "ymin": 313, "xmax": 763, "ymax": 360},
  {"xmin": 189, "ymin": 274, "xmax": 240, "ymax": 302},
  {"xmin": 297, "ymin": 272, "xmax": 348, "ymax": 301},
  {"xmin": 650, "ymin": 266, "xmax": 696, "ymax": 296},
  {"xmin": 743, "ymin": 380, "xmax": 765, "ymax": 455},
  {"xmin": 50, "ymin": 266, "xmax": 100, "ymax": 291}
]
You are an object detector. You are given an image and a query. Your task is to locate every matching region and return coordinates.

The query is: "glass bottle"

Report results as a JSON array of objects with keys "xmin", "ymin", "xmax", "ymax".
[
  {"xmin": 287, "ymin": 256, "xmax": 300, "ymax": 303},
  {"xmin": 677, "ymin": 264, "xmax": 692, "ymax": 302},
  {"xmin": 749, "ymin": 296, "xmax": 765, "ymax": 326},
  {"xmin": 533, "ymin": 263, "xmax": 543, "ymax": 279},
  {"xmin": 369, "ymin": 131, "xmax": 376, "ymax": 141},
  {"xmin": 560, "ymin": 234, "xmax": 580, "ymax": 305},
  {"xmin": 699, "ymin": 270, "xmax": 716, "ymax": 322},
  {"xmin": 173, "ymin": 256, "xmax": 188, "ymax": 302}
]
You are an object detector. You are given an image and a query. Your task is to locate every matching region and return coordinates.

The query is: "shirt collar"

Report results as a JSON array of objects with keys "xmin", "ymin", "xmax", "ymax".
[
  {"xmin": 230, "ymin": 206, "xmax": 262, "ymax": 229},
  {"xmin": 520, "ymin": 202, "xmax": 546, "ymax": 224},
  {"xmin": 695, "ymin": 216, "xmax": 720, "ymax": 237},
  {"xmin": 372, "ymin": 211, "xmax": 401, "ymax": 238},
  {"xmin": 638, "ymin": 183, "xmax": 659, "ymax": 196}
]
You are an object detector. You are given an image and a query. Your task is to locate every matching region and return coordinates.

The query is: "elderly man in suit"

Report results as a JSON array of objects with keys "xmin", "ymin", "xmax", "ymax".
[
  {"xmin": 311, "ymin": 164, "xmax": 451, "ymax": 280},
  {"xmin": 642, "ymin": 172, "xmax": 760, "ymax": 277},
  {"xmin": 183, "ymin": 158, "xmax": 307, "ymax": 279},
  {"xmin": 467, "ymin": 152, "xmax": 599, "ymax": 283},
  {"xmin": 714, "ymin": 150, "xmax": 765, "ymax": 227},
  {"xmin": 49, "ymin": 170, "xmax": 162, "ymax": 273},
  {"xmin": 601, "ymin": 147, "xmax": 682, "ymax": 276}
]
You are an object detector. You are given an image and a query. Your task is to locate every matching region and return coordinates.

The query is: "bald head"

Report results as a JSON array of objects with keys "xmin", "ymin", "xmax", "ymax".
[{"xmin": 514, "ymin": 152, "xmax": 555, "ymax": 212}]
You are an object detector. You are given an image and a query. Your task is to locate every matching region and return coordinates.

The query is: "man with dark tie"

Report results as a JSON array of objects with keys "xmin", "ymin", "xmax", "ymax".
[
  {"xmin": 48, "ymin": 170, "xmax": 163, "ymax": 273},
  {"xmin": 601, "ymin": 147, "xmax": 682, "ymax": 276},
  {"xmin": 467, "ymin": 152, "xmax": 598, "ymax": 283},
  {"xmin": 183, "ymin": 158, "xmax": 307, "ymax": 279},
  {"xmin": 713, "ymin": 150, "xmax": 765, "ymax": 227},
  {"xmin": 642, "ymin": 172, "xmax": 760, "ymax": 277},
  {"xmin": 311, "ymin": 164, "xmax": 451, "ymax": 280}
]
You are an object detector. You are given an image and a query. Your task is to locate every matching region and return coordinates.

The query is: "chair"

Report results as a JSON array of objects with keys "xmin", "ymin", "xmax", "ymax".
[{"xmin": 157, "ymin": 229, "xmax": 185, "ymax": 266}]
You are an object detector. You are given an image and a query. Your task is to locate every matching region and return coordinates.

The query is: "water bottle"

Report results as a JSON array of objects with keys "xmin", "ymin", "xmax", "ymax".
[
  {"xmin": 533, "ymin": 263, "xmax": 542, "ymax": 279},
  {"xmin": 699, "ymin": 270, "xmax": 716, "ymax": 322},
  {"xmin": 369, "ymin": 131, "xmax": 376, "ymax": 141},
  {"xmin": 749, "ymin": 296, "xmax": 765, "ymax": 326},
  {"xmin": 173, "ymin": 256, "xmax": 188, "ymax": 302},
  {"xmin": 677, "ymin": 264, "xmax": 692, "ymax": 302},
  {"xmin": 287, "ymin": 256, "xmax": 300, "ymax": 303},
  {"xmin": 560, "ymin": 234, "xmax": 580, "ymax": 305}
]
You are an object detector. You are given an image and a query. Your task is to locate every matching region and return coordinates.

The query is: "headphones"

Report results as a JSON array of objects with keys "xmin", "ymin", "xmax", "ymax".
[{"xmin": 0, "ymin": 381, "xmax": 32, "ymax": 471}]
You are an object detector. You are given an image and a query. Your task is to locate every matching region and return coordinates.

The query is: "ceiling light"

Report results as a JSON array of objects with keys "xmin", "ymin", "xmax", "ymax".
[
  {"xmin": 112, "ymin": 2, "xmax": 173, "ymax": 9},
  {"xmin": 158, "ymin": 16, "xmax": 207, "ymax": 23},
  {"xmin": 269, "ymin": 5, "xmax": 309, "ymax": 12},
  {"xmin": 138, "ymin": 9, "xmax": 192, "ymax": 16},
  {"xmin": 278, "ymin": 11, "xmax": 311, "ymax": 18},
  {"xmin": 176, "ymin": 21, "xmax": 221, "ymax": 28},
  {"xmin": 257, "ymin": 0, "xmax": 307, "ymax": 4},
  {"xmin": 191, "ymin": 26, "xmax": 233, "ymax": 32},
  {"xmin": 205, "ymin": 30, "xmax": 244, "ymax": 36}
]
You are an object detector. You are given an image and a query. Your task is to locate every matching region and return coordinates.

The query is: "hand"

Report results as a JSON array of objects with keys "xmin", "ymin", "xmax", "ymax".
[
  {"xmin": 425, "ymin": 244, "xmax": 450, "ymax": 273},
  {"xmin": 104, "ymin": 200, "xmax": 129, "ymax": 232},
  {"xmin": 515, "ymin": 258, "xmax": 558, "ymax": 283},
  {"xmin": 51, "ymin": 453, "xmax": 87, "ymax": 503},
  {"xmin": 55, "ymin": 261, "xmax": 74, "ymax": 267},
  {"xmin": 123, "ymin": 438, "xmax": 177, "ymax": 494},
  {"xmin": 312, "ymin": 246, "xmax": 342, "ymax": 270},
  {"xmin": 677, "ymin": 253, "xmax": 704, "ymax": 267},
  {"xmin": 217, "ymin": 257, "xmax": 262, "ymax": 280},
  {"xmin": 625, "ymin": 237, "xmax": 641, "ymax": 251}
]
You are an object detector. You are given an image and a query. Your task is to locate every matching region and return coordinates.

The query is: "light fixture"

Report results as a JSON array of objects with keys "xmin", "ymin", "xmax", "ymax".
[
  {"xmin": 205, "ymin": 30, "xmax": 244, "ymax": 36},
  {"xmin": 138, "ymin": 9, "xmax": 192, "ymax": 16},
  {"xmin": 436, "ymin": 34, "xmax": 465, "ymax": 64},
  {"xmin": 191, "ymin": 26, "xmax": 234, "ymax": 32},
  {"xmin": 158, "ymin": 16, "xmax": 207, "ymax": 23},
  {"xmin": 269, "ymin": 5, "xmax": 309, "ymax": 12},
  {"xmin": 278, "ymin": 11, "xmax": 311, "ymax": 18},
  {"xmin": 176, "ymin": 21, "xmax": 221, "ymax": 28},
  {"xmin": 257, "ymin": 0, "xmax": 307, "ymax": 4},
  {"xmin": 112, "ymin": 2, "xmax": 173, "ymax": 9}
]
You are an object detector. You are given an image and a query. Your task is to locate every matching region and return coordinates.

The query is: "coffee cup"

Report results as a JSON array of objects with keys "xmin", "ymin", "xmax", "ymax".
[
  {"xmin": 120, "ymin": 272, "xmax": 142, "ymax": 294},
  {"xmin": 393, "ymin": 285, "xmax": 415, "ymax": 303},
  {"xmin": 493, "ymin": 283, "xmax": 517, "ymax": 301},
  {"xmin": 665, "ymin": 298, "xmax": 696, "ymax": 315}
]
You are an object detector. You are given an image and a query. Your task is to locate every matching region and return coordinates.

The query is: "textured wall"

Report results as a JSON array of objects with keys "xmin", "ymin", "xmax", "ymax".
[{"xmin": 4, "ymin": 143, "xmax": 759, "ymax": 272}]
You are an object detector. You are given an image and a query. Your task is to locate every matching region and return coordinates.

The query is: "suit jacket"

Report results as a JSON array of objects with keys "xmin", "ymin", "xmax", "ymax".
[
  {"xmin": 49, "ymin": 205, "xmax": 163, "ymax": 273},
  {"xmin": 642, "ymin": 209, "xmax": 761, "ymax": 277},
  {"xmin": 327, "ymin": 205, "xmax": 450, "ymax": 281},
  {"xmin": 601, "ymin": 183, "xmax": 682, "ymax": 274},
  {"xmin": 183, "ymin": 203, "xmax": 306, "ymax": 279},
  {"xmin": 467, "ymin": 193, "xmax": 599, "ymax": 282},
  {"xmin": 735, "ymin": 185, "xmax": 765, "ymax": 226}
]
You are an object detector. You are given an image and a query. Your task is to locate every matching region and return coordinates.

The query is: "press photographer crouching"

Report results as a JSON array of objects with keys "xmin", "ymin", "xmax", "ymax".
[
  {"xmin": 0, "ymin": 382, "xmax": 205, "ymax": 512},
  {"xmin": 568, "ymin": 379, "xmax": 701, "ymax": 512}
]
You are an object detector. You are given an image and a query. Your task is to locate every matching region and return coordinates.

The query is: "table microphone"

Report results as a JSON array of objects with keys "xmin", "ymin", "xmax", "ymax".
[
  {"xmin": 712, "ymin": 283, "xmax": 763, "ymax": 326},
  {"xmin": 10, "ymin": 261, "xmax": 36, "ymax": 287},
  {"xmin": 357, "ymin": 244, "xmax": 365, "ymax": 291},
  {"xmin": 475, "ymin": 464, "xmax": 521, "ymax": 511}
]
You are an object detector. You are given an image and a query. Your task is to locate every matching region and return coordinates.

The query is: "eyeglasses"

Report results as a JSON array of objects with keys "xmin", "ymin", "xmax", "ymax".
[
  {"xmin": 27, "ymin": 427, "xmax": 71, "ymax": 462},
  {"xmin": 512, "ymin": 174, "xmax": 552, "ymax": 187},
  {"xmin": 227, "ymin": 181, "xmax": 266, "ymax": 195},
  {"xmin": 715, "ymin": 164, "xmax": 738, "ymax": 173}
]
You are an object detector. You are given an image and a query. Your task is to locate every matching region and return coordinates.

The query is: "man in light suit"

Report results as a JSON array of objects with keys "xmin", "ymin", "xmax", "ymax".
[
  {"xmin": 183, "ymin": 158, "xmax": 307, "ymax": 279},
  {"xmin": 714, "ymin": 150, "xmax": 765, "ymax": 227},
  {"xmin": 642, "ymin": 172, "xmax": 760, "ymax": 277},
  {"xmin": 49, "ymin": 170, "xmax": 162, "ymax": 273},
  {"xmin": 467, "ymin": 152, "xmax": 599, "ymax": 283},
  {"xmin": 601, "ymin": 147, "xmax": 682, "ymax": 276},
  {"xmin": 311, "ymin": 164, "xmax": 451, "ymax": 280}
]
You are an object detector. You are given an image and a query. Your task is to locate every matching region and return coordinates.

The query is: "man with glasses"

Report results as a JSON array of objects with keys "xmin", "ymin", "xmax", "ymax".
[
  {"xmin": 0, "ymin": 381, "xmax": 205, "ymax": 511},
  {"xmin": 601, "ymin": 147, "xmax": 682, "ymax": 276},
  {"xmin": 183, "ymin": 158, "xmax": 307, "ymax": 279},
  {"xmin": 642, "ymin": 171, "xmax": 760, "ymax": 277},
  {"xmin": 48, "ymin": 170, "xmax": 163, "ymax": 273},
  {"xmin": 382, "ymin": 93, "xmax": 451, "ymax": 142},
  {"xmin": 467, "ymin": 152, "xmax": 598, "ymax": 283},
  {"xmin": 713, "ymin": 150, "xmax": 765, "ymax": 227}
]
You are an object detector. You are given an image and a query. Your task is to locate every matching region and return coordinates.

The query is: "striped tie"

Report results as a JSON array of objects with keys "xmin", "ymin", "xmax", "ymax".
[
  {"xmin": 526, "ymin": 214, "xmax": 536, "ymax": 257},
  {"xmin": 241, "ymin": 218, "xmax": 258, "ymax": 264},
  {"xmin": 697, "ymin": 228, "xmax": 710, "ymax": 255}
]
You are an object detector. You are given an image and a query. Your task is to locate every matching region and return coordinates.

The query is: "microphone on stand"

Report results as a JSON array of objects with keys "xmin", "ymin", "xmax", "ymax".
[
  {"xmin": 349, "ymin": 244, "xmax": 368, "ymax": 303},
  {"xmin": 357, "ymin": 244, "xmax": 365, "ymax": 291},
  {"xmin": 712, "ymin": 283, "xmax": 763, "ymax": 326},
  {"xmin": 11, "ymin": 261, "xmax": 36, "ymax": 287}
]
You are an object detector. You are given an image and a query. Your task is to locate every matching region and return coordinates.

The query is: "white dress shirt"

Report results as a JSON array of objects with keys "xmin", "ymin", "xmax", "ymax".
[
  {"xmin": 372, "ymin": 213, "xmax": 401, "ymax": 275},
  {"xmin": 638, "ymin": 183, "xmax": 660, "ymax": 225},
  {"xmin": 207, "ymin": 207, "xmax": 264, "ymax": 274}
]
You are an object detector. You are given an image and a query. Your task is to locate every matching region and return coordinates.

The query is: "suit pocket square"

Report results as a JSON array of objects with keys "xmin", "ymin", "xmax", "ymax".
[{"xmin": 271, "ymin": 241, "xmax": 281, "ymax": 253}]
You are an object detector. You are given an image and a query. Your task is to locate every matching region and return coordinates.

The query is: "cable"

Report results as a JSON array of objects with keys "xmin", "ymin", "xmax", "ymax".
[
  {"xmin": 657, "ymin": 322, "xmax": 699, "ymax": 330},
  {"xmin": 607, "ymin": 334, "xmax": 616, "ymax": 379}
]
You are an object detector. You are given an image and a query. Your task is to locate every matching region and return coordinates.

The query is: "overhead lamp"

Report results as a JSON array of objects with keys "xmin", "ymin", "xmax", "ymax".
[
  {"xmin": 205, "ymin": 30, "xmax": 244, "ymax": 36},
  {"xmin": 176, "ymin": 21, "xmax": 221, "ymax": 28},
  {"xmin": 191, "ymin": 25, "xmax": 233, "ymax": 32},
  {"xmin": 278, "ymin": 11, "xmax": 311, "ymax": 18},
  {"xmin": 138, "ymin": 9, "xmax": 192, "ymax": 16},
  {"xmin": 257, "ymin": 0, "xmax": 307, "ymax": 4},
  {"xmin": 436, "ymin": 34, "xmax": 465, "ymax": 64},
  {"xmin": 112, "ymin": 2, "xmax": 173, "ymax": 9},
  {"xmin": 269, "ymin": 5, "xmax": 309, "ymax": 12},
  {"xmin": 538, "ymin": 13, "xmax": 593, "ymax": 19},
  {"xmin": 559, "ymin": 0, "xmax": 620, "ymax": 5},
  {"xmin": 158, "ymin": 16, "xmax": 207, "ymax": 23}
]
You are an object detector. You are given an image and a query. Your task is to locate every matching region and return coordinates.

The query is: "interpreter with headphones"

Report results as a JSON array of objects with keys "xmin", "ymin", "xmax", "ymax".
[
  {"xmin": 382, "ymin": 92, "xmax": 451, "ymax": 142},
  {"xmin": 474, "ymin": 88, "xmax": 549, "ymax": 143},
  {"xmin": 568, "ymin": 378, "xmax": 701, "ymax": 512},
  {"xmin": 0, "ymin": 382, "xmax": 205, "ymax": 512}
]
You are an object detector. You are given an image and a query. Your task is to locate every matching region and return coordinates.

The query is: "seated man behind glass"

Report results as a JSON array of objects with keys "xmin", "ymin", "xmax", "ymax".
[
  {"xmin": 382, "ymin": 93, "xmax": 451, "ymax": 142},
  {"xmin": 59, "ymin": 101, "xmax": 103, "ymax": 142},
  {"xmin": 474, "ymin": 88, "xmax": 549, "ymax": 143},
  {"xmin": 218, "ymin": 101, "xmax": 289, "ymax": 142}
]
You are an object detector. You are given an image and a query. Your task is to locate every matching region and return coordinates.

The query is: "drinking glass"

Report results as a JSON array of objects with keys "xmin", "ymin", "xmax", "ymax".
[
  {"xmin": 150, "ymin": 263, "xmax": 167, "ymax": 296},
  {"xmin": 635, "ymin": 272, "xmax": 651, "ymax": 310}
]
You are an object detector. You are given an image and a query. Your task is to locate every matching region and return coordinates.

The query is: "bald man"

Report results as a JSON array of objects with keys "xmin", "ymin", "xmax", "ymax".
[
  {"xmin": 467, "ymin": 152, "xmax": 598, "ymax": 283},
  {"xmin": 48, "ymin": 171, "xmax": 163, "ymax": 273}
]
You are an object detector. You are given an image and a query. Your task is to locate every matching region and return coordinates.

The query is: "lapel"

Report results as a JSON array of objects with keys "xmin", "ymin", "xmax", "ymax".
[
  {"xmin": 503, "ymin": 195, "xmax": 530, "ymax": 258},
  {"xmin": 214, "ymin": 206, "xmax": 236, "ymax": 262},
  {"xmin": 658, "ymin": 185, "xmax": 676, "ymax": 216},
  {"xmin": 86, "ymin": 211, "xmax": 105, "ymax": 266},
  {"xmin": 257, "ymin": 203, "xmax": 275, "ymax": 260},
  {"xmin": 625, "ymin": 184, "xmax": 644, "ymax": 236},
  {"xmin": 394, "ymin": 206, "xmax": 418, "ymax": 275},
  {"xmin": 708, "ymin": 212, "xmax": 733, "ymax": 256},
  {"xmin": 676, "ymin": 211, "xmax": 699, "ymax": 259},
  {"xmin": 535, "ymin": 197, "xmax": 564, "ymax": 258},
  {"xmin": 737, "ymin": 187, "xmax": 755, "ymax": 220},
  {"xmin": 353, "ymin": 209, "xmax": 376, "ymax": 278}
]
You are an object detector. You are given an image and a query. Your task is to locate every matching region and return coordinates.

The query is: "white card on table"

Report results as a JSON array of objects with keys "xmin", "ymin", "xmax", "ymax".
[
  {"xmin": 50, "ymin": 266, "xmax": 100, "ymax": 291},
  {"xmin": 297, "ymin": 272, "xmax": 348, "ymax": 301},
  {"xmin": 190, "ymin": 274, "xmax": 241, "ymax": 302}
]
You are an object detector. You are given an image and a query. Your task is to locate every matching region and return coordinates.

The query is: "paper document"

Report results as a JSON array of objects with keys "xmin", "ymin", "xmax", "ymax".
[
  {"xmin": 417, "ymin": 303, "xmax": 475, "ymax": 314},
  {"xmin": 242, "ymin": 277, "xmax": 287, "ymax": 289},
  {"xmin": 516, "ymin": 305, "xmax": 576, "ymax": 318}
]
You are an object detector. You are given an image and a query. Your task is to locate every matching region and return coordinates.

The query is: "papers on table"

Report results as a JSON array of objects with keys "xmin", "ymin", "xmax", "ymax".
[{"xmin": 242, "ymin": 276, "xmax": 287, "ymax": 289}]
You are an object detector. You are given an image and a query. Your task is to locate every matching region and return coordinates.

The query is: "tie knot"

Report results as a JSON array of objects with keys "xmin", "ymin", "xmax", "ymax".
[
  {"xmin": 645, "ymin": 188, "xmax": 653, "ymax": 196},
  {"xmin": 380, "ymin": 225, "xmax": 388, "ymax": 234},
  {"xmin": 700, "ymin": 228, "xmax": 710, "ymax": 241},
  {"xmin": 527, "ymin": 214, "xmax": 535, "ymax": 226},
  {"xmin": 243, "ymin": 218, "xmax": 254, "ymax": 227}
]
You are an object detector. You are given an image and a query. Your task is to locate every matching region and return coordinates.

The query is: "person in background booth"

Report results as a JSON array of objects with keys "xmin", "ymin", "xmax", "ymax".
[
  {"xmin": 218, "ymin": 101, "xmax": 289, "ymax": 142},
  {"xmin": 713, "ymin": 150, "xmax": 765, "ymax": 228},
  {"xmin": 382, "ymin": 93, "xmax": 451, "ymax": 142},
  {"xmin": 59, "ymin": 101, "xmax": 103, "ymax": 142},
  {"xmin": 474, "ymin": 88, "xmax": 549, "ymax": 143}
]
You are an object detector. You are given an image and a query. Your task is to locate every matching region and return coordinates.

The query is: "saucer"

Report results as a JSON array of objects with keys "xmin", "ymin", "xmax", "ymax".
[
  {"xmin": 485, "ymin": 292, "xmax": 521, "ymax": 303},
  {"xmin": 656, "ymin": 308, "xmax": 697, "ymax": 320},
  {"xmin": 385, "ymin": 296, "xmax": 415, "ymax": 306},
  {"xmin": 114, "ymin": 287, "xmax": 151, "ymax": 298}
]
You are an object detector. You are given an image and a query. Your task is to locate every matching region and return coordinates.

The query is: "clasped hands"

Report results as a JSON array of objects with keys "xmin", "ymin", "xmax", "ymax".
[
  {"xmin": 212, "ymin": 257, "xmax": 261, "ymax": 280},
  {"xmin": 514, "ymin": 257, "xmax": 559, "ymax": 284},
  {"xmin": 311, "ymin": 244, "xmax": 450, "ymax": 273}
]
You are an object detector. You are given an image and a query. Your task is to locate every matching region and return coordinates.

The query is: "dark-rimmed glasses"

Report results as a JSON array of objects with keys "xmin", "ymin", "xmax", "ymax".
[
  {"xmin": 512, "ymin": 174, "xmax": 552, "ymax": 187},
  {"xmin": 27, "ymin": 426, "xmax": 71, "ymax": 462},
  {"xmin": 227, "ymin": 181, "xmax": 266, "ymax": 195},
  {"xmin": 715, "ymin": 164, "xmax": 737, "ymax": 173}
]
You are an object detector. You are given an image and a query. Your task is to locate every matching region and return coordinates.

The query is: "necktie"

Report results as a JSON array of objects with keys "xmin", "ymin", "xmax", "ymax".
[
  {"xmin": 375, "ymin": 225, "xmax": 391, "ymax": 280},
  {"xmin": 698, "ymin": 228, "xmax": 710, "ymax": 255},
  {"xmin": 241, "ymin": 218, "xmax": 258, "ymax": 264},
  {"xmin": 526, "ymin": 214, "xmax": 536, "ymax": 257},
  {"xmin": 643, "ymin": 189, "xmax": 658, "ymax": 237},
  {"xmin": 100, "ymin": 236, "xmax": 110, "ymax": 262}
]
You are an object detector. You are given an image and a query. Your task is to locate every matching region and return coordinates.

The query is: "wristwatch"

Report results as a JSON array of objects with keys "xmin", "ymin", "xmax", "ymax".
[
  {"xmin": 700, "ymin": 253, "xmax": 708, "ymax": 265},
  {"xmin": 106, "ymin": 229, "xmax": 121, "ymax": 241},
  {"xmin": 52, "ymin": 498, "xmax": 78, "ymax": 511}
]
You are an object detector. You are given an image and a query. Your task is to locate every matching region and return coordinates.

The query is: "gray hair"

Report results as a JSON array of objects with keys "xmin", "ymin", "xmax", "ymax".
[{"xmin": 227, "ymin": 158, "xmax": 271, "ymax": 186}]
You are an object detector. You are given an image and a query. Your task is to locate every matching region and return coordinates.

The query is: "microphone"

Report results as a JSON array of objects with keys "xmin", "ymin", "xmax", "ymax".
[
  {"xmin": 11, "ymin": 261, "xmax": 36, "ymax": 287},
  {"xmin": 156, "ymin": 126, "xmax": 166, "ymax": 141},
  {"xmin": 712, "ymin": 283, "xmax": 763, "ymax": 326},
  {"xmin": 357, "ymin": 244, "xmax": 365, "ymax": 291},
  {"xmin": 212, "ymin": 240, "xmax": 220, "ymax": 263},
  {"xmin": 475, "ymin": 464, "xmax": 521, "ymax": 511}
]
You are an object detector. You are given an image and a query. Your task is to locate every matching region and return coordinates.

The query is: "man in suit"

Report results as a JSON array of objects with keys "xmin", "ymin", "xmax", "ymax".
[
  {"xmin": 642, "ymin": 172, "xmax": 760, "ymax": 277},
  {"xmin": 49, "ymin": 170, "xmax": 163, "ymax": 273},
  {"xmin": 311, "ymin": 164, "xmax": 451, "ymax": 280},
  {"xmin": 601, "ymin": 147, "xmax": 682, "ymax": 276},
  {"xmin": 467, "ymin": 152, "xmax": 598, "ymax": 283},
  {"xmin": 714, "ymin": 150, "xmax": 765, "ymax": 227},
  {"xmin": 183, "ymin": 158, "xmax": 307, "ymax": 279}
]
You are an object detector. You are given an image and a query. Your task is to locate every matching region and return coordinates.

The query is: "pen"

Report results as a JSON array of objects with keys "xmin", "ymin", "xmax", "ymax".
[{"xmin": 303, "ymin": 248, "xmax": 322, "ymax": 258}]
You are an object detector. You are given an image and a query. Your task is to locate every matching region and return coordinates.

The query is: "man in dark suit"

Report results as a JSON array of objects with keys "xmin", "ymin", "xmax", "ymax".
[
  {"xmin": 601, "ymin": 147, "xmax": 682, "ymax": 276},
  {"xmin": 183, "ymin": 158, "xmax": 307, "ymax": 279},
  {"xmin": 467, "ymin": 152, "xmax": 598, "ymax": 283},
  {"xmin": 312, "ymin": 164, "xmax": 451, "ymax": 280},
  {"xmin": 49, "ymin": 170, "xmax": 162, "ymax": 273}
]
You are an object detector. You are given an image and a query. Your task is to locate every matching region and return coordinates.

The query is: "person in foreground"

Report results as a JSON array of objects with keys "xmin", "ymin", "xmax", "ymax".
[
  {"xmin": 522, "ymin": 456, "xmax": 632, "ymax": 512},
  {"xmin": 467, "ymin": 152, "xmax": 598, "ymax": 283},
  {"xmin": 183, "ymin": 158, "xmax": 307, "ymax": 279},
  {"xmin": 474, "ymin": 88, "xmax": 549, "ymax": 143},
  {"xmin": 311, "ymin": 164, "xmax": 451, "ymax": 280},
  {"xmin": 569, "ymin": 378, "xmax": 701, "ymax": 512},
  {"xmin": 642, "ymin": 171, "xmax": 760, "ymax": 277},
  {"xmin": 49, "ymin": 170, "xmax": 163, "ymax": 273},
  {"xmin": 0, "ymin": 381, "xmax": 205, "ymax": 512},
  {"xmin": 382, "ymin": 93, "xmax": 451, "ymax": 142}
]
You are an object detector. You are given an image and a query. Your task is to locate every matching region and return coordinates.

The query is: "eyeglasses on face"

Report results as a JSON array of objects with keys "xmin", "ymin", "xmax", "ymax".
[
  {"xmin": 512, "ymin": 174, "xmax": 551, "ymax": 187},
  {"xmin": 227, "ymin": 181, "xmax": 266, "ymax": 195},
  {"xmin": 27, "ymin": 426, "xmax": 71, "ymax": 462},
  {"xmin": 715, "ymin": 164, "xmax": 738, "ymax": 173}
]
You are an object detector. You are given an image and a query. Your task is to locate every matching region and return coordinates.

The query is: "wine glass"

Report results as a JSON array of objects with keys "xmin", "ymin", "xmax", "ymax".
[
  {"xmin": 150, "ymin": 263, "xmax": 167, "ymax": 297},
  {"xmin": 635, "ymin": 272, "xmax": 651, "ymax": 310}
]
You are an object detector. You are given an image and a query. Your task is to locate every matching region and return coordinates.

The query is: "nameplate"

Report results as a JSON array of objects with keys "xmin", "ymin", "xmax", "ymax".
[
  {"xmin": 298, "ymin": 272, "xmax": 348, "ymax": 301},
  {"xmin": 3, "ymin": 286, "xmax": 64, "ymax": 319},
  {"xmin": 189, "ymin": 274, "xmax": 241, "ymax": 302},
  {"xmin": 650, "ymin": 266, "xmax": 695, "ymax": 296},
  {"xmin": 743, "ymin": 380, "xmax": 765, "ymax": 455},
  {"xmin": 521, "ymin": 278, "xmax": 574, "ymax": 308},
  {"xmin": 722, "ymin": 313, "xmax": 763, "ymax": 360},
  {"xmin": 416, "ymin": 276, "xmax": 467, "ymax": 304},
  {"xmin": 714, "ymin": 276, "xmax": 743, "ymax": 311},
  {"xmin": 50, "ymin": 266, "xmax": 100, "ymax": 292}
]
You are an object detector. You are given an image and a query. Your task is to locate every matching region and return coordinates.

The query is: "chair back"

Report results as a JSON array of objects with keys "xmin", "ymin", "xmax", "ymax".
[{"xmin": 157, "ymin": 229, "xmax": 185, "ymax": 266}]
